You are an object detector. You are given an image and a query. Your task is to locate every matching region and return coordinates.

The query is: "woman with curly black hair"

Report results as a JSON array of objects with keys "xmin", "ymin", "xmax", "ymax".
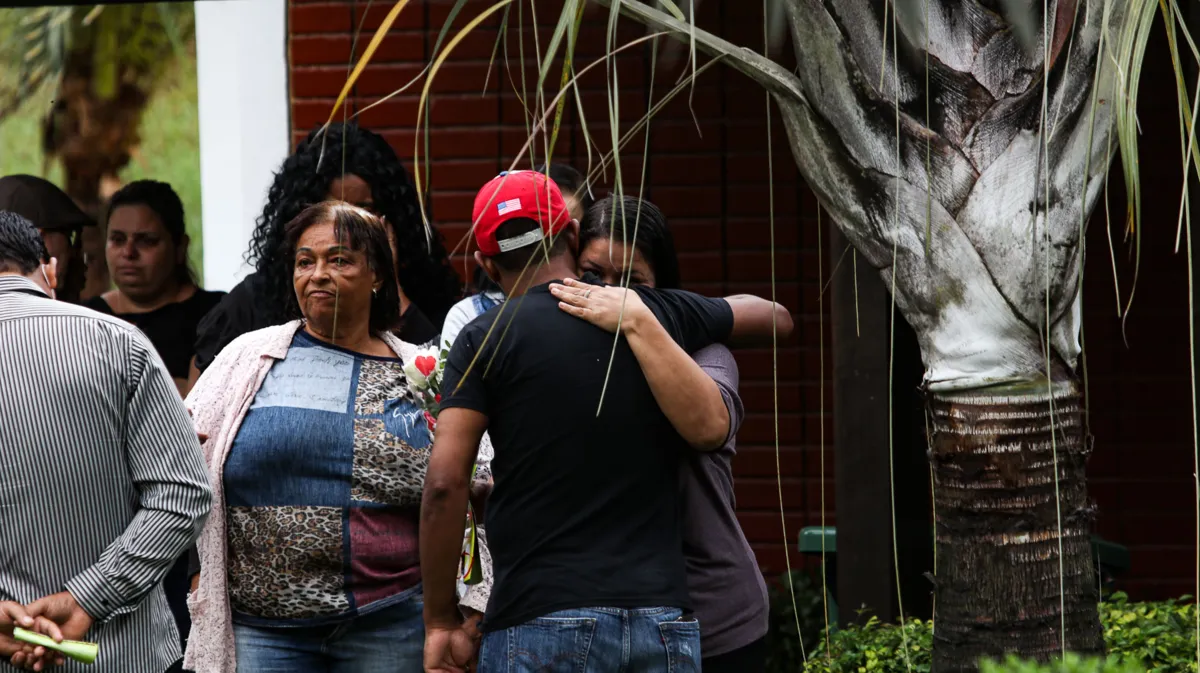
[{"xmin": 190, "ymin": 122, "xmax": 460, "ymax": 381}]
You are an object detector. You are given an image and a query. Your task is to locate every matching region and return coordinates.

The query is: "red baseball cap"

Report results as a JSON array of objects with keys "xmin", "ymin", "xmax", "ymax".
[{"xmin": 472, "ymin": 170, "xmax": 572, "ymax": 256}]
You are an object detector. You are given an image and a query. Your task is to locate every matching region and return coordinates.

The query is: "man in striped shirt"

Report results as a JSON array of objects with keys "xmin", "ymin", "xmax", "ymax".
[{"xmin": 0, "ymin": 211, "xmax": 212, "ymax": 672}]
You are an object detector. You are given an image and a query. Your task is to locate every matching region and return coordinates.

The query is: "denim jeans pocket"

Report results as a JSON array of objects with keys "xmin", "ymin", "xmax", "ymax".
[
  {"xmin": 505, "ymin": 616, "xmax": 597, "ymax": 673},
  {"xmin": 657, "ymin": 619, "xmax": 701, "ymax": 673}
]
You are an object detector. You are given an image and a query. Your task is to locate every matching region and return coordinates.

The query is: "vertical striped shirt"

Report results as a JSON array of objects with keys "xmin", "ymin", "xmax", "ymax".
[{"xmin": 0, "ymin": 275, "xmax": 212, "ymax": 673}]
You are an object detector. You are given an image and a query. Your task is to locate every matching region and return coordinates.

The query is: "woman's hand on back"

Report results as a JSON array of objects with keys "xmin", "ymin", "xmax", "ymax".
[{"xmin": 550, "ymin": 278, "xmax": 653, "ymax": 334}]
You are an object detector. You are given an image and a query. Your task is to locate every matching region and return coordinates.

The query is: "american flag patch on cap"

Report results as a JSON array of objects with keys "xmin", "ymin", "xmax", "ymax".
[{"xmin": 497, "ymin": 198, "xmax": 522, "ymax": 215}]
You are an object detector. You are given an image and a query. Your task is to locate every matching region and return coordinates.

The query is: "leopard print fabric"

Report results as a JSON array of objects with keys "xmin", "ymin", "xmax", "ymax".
[
  {"xmin": 185, "ymin": 324, "xmax": 493, "ymax": 673},
  {"xmin": 355, "ymin": 359, "xmax": 413, "ymax": 414},
  {"xmin": 351, "ymin": 417, "xmax": 430, "ymax": 506},
  {"xmin": 226, "ymin": 506, "xmax": 348, "ymax": 620}
]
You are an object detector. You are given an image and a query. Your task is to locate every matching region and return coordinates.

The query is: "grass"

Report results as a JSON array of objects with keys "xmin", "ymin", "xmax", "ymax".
[{"xmin": 0, "ymin": 40, "xmax": 204, "ymax": 284}]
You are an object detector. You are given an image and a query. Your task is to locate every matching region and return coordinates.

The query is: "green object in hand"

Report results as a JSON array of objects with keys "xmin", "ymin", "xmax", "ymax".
[
  {"xmin": 461, "ymin": 464, "xmax": 483, "ymax": 586},
  {"xmin": 12, "ymin": 627, "xmax": 98, "ymax": 665}
]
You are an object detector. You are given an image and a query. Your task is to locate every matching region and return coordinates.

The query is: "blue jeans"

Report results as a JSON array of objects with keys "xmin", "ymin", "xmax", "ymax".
[
  {"xmin": 479, "ymin": 606, "xmax": 701, "ymax": 672},
  {"xmin": 232, "ymin": 591, "xmax": 423, "ymax": 672}
]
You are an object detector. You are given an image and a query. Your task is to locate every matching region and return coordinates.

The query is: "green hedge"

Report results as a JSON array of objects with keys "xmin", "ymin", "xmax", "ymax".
[
  {"xmin": 979, "ymin": 653, "xmax": 1146, "ymax": 672},
  {"xmin": 1101, "ymin": 593, "xmax": 1198, "ymax": 672},
  {"xmin": 801, "ymin": 616, "xmax": 932, "ymax": 673},
  {"xmin": 771, "ymin": 590, "xmax": 1198, "ymax": 672}
]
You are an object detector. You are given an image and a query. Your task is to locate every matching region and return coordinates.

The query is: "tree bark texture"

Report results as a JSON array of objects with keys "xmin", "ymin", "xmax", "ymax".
[
  {"xmin": 928, "ymin": 378, "xmax": 1102, "ymax": 671},
  {"xmin": 599, "ymin": 0, "xmax": 1139, "ymax": 667}
]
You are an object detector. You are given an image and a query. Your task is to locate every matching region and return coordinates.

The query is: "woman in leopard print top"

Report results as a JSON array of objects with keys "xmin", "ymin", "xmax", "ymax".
[{"xmin": 184, "ymin": 202, "xmax": 488, "ymax": 673}]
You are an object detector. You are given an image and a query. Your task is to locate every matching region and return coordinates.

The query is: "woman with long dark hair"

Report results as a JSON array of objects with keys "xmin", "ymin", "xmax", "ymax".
[
  {"xmin": 555, "ymin": 194, "xmax": 781, "ymax": 673},
  {"xmin": 190, "ymin": 122, "xmax": 461, "ymax": 382}
]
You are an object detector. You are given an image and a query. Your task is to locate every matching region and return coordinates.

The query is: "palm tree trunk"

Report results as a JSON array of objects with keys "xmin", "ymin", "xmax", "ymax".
[{"xmin": 928, "ymin": 378, "xmax": 1102, "ymax": 671}]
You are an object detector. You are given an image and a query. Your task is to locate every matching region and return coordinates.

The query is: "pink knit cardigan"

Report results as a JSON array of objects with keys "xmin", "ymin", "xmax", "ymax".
[{"xmin": 182, "ymin": 321, "xmax": 492, "ymax": 673}]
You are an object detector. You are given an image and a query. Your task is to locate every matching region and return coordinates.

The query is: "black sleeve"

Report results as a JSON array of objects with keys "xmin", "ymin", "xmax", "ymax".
[
  {"xmin": 82, "ymin": 296, "xmax": 114, "ymax": 315},
  {"xmin": 439, "ymin": 323, "xmax": 490, "ymax": 416},
  {"xmin": 193, "ymin": 279, "xmax": 259, "ymax": 372},
  {"xmin": 396, "ymin": 304, "xmax": 440, "ymax": 347},
  {"xmin": 633, "ymin": 286, "xmax": 734, "ymax": 354},
  {"xmin": 187, "ymin": 545, "xmax": 201, "ymax": 577}
]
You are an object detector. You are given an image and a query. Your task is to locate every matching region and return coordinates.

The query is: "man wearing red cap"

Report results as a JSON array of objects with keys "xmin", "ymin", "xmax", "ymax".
[{"xmin": 421, "ymin": 170, "xmax": 743, "ymax": 672}]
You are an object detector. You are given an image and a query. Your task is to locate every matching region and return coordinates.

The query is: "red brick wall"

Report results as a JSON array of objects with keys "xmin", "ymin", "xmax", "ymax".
[
  {"xmin": 288, "ymin": 0, "xmax": 1196, "ymax": 600},
  {"xmin": 1082, "ymin": 24, "xmax": 1196, "ymax": 601}
]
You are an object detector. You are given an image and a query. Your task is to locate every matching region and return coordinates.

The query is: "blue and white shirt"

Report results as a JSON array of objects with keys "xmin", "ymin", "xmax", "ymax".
[
  {"xmin": 223, "ymin": 330, "xmax": 431, "ymax": 626},
  {"xmin": 441, "ymin": 290, "xmax": 505, "ymax": 352}
]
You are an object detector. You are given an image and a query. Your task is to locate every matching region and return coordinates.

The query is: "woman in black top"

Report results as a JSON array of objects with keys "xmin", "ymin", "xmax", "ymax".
[
  {"xmin": 188, "ymin": 122, "xmax": 459, "ymax": 386},
  {"xmin": 85, "ymin": 180, "xmax": 224, "ymax": 396},
  {"xmin": 83, "ymin": 178, "xmax": 222, "ymax": 667}
]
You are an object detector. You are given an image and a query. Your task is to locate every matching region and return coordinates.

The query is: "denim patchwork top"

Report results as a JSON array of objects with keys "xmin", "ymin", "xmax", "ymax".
[{"xmin": 223, "ymin": 330, "xmax": 432, "ymax": 626}]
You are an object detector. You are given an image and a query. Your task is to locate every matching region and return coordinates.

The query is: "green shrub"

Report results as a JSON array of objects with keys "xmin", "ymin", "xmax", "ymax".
[
  {"xmin": 979, "ymin": 653, "xmax": 1144, "ymax": 673},
  {"xmin": 781, "ymin": 592, "xmax": 1199, "ymax": 672},
  {"xmin": 801, "ymin": 616, "xmax": 932, "ymax": 673},
  {"xmin": 1099, "ymin": 592, "xmax": 1198, "ymax": 672}
]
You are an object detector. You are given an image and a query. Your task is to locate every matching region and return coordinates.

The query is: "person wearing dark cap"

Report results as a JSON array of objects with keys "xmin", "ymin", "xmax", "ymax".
[
  {"xmin": 420, "ymin": 170, "xmax": 782, "ymax": 672},
  {"xmin": 84, "ymin": 180, "xmax": 225, "ymax": 398},
  {"xmin": 0, "ymin": 174, "xmax": 93, "ymax": 303}
]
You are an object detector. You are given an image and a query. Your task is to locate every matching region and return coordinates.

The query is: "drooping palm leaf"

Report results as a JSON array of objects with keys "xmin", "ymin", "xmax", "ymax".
[{"xmin": 334, "ymin": 0, "xmax": 1200, "ymax": 667}]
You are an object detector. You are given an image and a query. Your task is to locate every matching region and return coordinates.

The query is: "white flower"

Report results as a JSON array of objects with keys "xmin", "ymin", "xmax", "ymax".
[{"xmin": 404, "ymin": 361, "xmax": 429, "ymax": 389}]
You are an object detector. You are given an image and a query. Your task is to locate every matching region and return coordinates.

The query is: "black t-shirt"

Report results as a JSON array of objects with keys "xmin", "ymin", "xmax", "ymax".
[
  {"xmin": 85, "ymin": 289, "xmax": 226, "ymax": 379},
  {"xmin": 440, "ymin": 276, "xmax": 734, "ymax": 631},
  {"xmin": 192, "ymin": 271, "xmax": 441, "ymax": 371}
]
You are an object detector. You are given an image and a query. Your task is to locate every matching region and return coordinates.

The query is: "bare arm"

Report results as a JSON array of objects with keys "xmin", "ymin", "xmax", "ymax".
[
  {"xmin": 420, "ymin": 408, "xmax": 487, "ymax": 629},
  {"xmin": 551, "ymin": 282, "xmax": 730, "ymax": 450},
  {"xmin": 724, "ymin": 294, "xmax": 794, "ymax": 347}
]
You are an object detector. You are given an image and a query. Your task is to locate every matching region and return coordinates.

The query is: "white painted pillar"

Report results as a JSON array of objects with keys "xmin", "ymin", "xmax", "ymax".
[{"xmin": 194, "ymin": 0, "xmax": 290, "ymax": 291}]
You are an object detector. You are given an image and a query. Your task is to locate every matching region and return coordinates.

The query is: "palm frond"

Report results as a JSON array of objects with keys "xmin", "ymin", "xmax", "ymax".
[
  {"xmin": 366, "ymin": 0, "xmax": 1196, "ymax": 665},
  {"xmin": 0, "ymin": 3, "xmax": 189, "ymax": 123},
  {"xmin": 0, "ymin": 6, "xmax": 70, "ymax": 121},
  {"xmin": 318, "ymin": 0, "xmax": 414, "ymax": 140},
  {"xmin": 1109, "ymin": 0, "xmax": 1158, "ymax": 324},
  {"xmin": 414, "ymin": 1, "xmax": 515, "ymax": 229},
  {"xmin": 542, "ymin": 0, "xmax": 585, "ymax": 155},
  {"xmin": 594, "ymin": 0, "xmax": 804, "ymax": 102}
]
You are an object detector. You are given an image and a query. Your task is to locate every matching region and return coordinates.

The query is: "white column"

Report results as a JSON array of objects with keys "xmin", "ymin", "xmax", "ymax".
[{"xmin": 195, "ymin": 0, "xmax": 290, "ymax": 291}]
